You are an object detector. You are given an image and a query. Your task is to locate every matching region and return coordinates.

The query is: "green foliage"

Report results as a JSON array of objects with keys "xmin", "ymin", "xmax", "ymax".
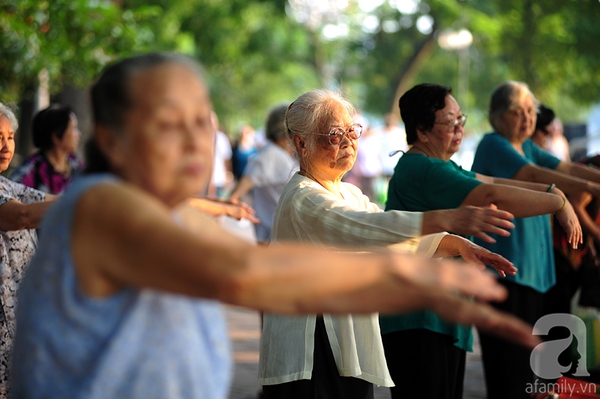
[
  {"xmin": 0, "ymin": 0, "xmax": 156, "ymax": 102},
  {"xmin": 2, "ymin": 0, "xmax": 599, "ymax": 131}
]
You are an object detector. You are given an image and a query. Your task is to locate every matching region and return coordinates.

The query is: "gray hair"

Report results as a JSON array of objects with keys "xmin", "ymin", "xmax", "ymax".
[
  {"xmin": 488, "ymin": 81, "xmax": 539, "ymax": 131},
  {"xmin": 0, "ymin": 102, "xmax": 19, "ymax": 132},
  {"xmin": 91, "ymin": 53, "xmax": 206, "ymax": 130},
  {"xmin": 87, "ymin": 53, "xmax": 207, "ymax": 174},
  {"xmin": 285, "ymin": 89, "xmax": 355, "ymax": 153}
]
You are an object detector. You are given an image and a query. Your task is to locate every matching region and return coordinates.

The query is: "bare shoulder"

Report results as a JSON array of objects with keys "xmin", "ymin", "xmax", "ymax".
[{"xmin": 71, "ymin": 182, "xmax": 172, "ymax": 297}]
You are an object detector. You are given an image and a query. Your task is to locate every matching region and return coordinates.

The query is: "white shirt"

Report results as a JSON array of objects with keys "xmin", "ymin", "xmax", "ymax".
[
  {"xmin": 259, "ymin": 173, "xmax": 446, "ymax": 387},
  {"xmin": 212, "ymin": 131, "xmax": 232, "ymax": 187},
  {"xmin": 243, "ymin": 143, "xmax": 298, "ymax": 242},
  {"xmin": 375, "ymin": 125, "xmax": 408, "ymax": 176}
]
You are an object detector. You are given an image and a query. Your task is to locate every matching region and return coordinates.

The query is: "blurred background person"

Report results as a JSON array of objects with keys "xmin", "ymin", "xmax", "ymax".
[
  {"xmin": 208, "ymin": 112, "xmax": 233, "ymax": 198},
  {"xmin": 472, "ymin": 80, "xmax": 600, "ymax": 399},
  {"xmin": 229, "ymin": 104, "xmax": 297, "ymax": 243},
  {"xmin": 547, "ymin": 117, "xmax": 571, "ymax": 161},
  {"xmin": 231, "ymin": 124, "xmax": 258, "ymax": 182},
  {"xmin": 0, "ymin": 102, "xmax": 56, "ymax": 399},
  {"xmin": 530, "ymin": 104, "xmax": 570, "ymax": 162},
  {"xmin": 375, "ymin": 112, "xmax": 408, "ymax": 179},
  {"xmin": 10, "ymin": 104, "xmax": 83, "ymax": 195}
]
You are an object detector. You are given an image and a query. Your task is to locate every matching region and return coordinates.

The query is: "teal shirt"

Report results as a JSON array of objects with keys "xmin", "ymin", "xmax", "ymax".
[
  {"xmin": 471, "ymin": 133, "xmax": 560, "ymax": 293},
  {"xmin": 381, "ymin": 153, "xmax": 483, "ymax": 351}
]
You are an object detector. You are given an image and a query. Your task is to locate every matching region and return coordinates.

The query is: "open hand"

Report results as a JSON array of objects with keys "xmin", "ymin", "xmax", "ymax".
[{"xmin": 444, "ymin": 205, "xmax": 515, "ymax": 243}]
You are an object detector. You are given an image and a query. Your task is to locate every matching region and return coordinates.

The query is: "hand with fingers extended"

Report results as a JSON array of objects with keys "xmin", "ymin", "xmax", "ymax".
[
  {"xmin": 382, "ymin": 254, "xmax": 537, "ymax": 349},
  {"xmin": 436, "ymin": 205, "xmax": 515, "ymax": 243},
  {"xmin": 185, "ymin": 196, "xmax": 260, "ymax": 224},
  {"xmin": 434, "ymin": 234, "xmax": 517, "ymax": 278},
  {"xmin": 554, "ymin": 198, "xmax": 583, "ymax": 249}
]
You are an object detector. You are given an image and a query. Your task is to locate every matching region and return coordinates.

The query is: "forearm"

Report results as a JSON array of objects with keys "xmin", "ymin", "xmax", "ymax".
[
  {"xmin": 485, "ymin": 176, "xmax": 551, "ymax": 192},
  {"xmin": 228, "ymin": 177, "xmax": 254, "ymax": 201},
  {"xmin": 421, "ymin": 209, "xmax": 454, "ymax": 235},
  {"xmin": 556, "ymin": 161, "xmax": 600, "ymax": 185},
  {"xmin": 513, "ymin": 164, "xmax": 593, "ymax": 198},
  {"xmin": 431, "ymin": 234, "xmax": 465, "ymax": 258},
  {"xmin": 464, "ymin": 184, "xmax": 564, "ymax": 218},
  {"xmin": 186, "ymin": 197, "xmax": 230, "ymax": 217},
  {"xmin": 0, "ymin": 200, "xmax": 54, "ymax": 230}
]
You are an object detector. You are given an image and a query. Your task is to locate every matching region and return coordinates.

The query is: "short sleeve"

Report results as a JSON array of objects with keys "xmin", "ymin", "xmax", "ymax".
[
  {"xmin": 523, "ymin": 139, "xmax": 561, "ymax": 170},
  {"xmin": 472, "ymin": 133, "xmax": 531, "ymax": 178},
  {"xmin": 386, "ymin": 154, "xmax": 481, "ymax": 212},
  {"xmin": 16, "ymin": 183, "xmax": 46, "ymax": 204},
  {"xmin": 420, "ymin": 160, "xmax": 482, "ymax": 209}
]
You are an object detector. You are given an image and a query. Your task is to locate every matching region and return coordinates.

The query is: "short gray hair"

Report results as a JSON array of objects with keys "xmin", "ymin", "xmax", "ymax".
[
  {"xmin": 488, "ymin": 81, "xmax": 539, "ymax": 131},
  {"xmin": 0, "ymin": 102, "xmax": 19, "ymax": 132},
  {"xmin": 285, "ymin": 89, "xmax": 355, "ymax": 139}
]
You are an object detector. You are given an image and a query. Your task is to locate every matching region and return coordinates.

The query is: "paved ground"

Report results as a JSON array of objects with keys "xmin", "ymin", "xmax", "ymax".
[{"xmin": 225, "ymin": 306, "xmax": 487, "ymax": 399}]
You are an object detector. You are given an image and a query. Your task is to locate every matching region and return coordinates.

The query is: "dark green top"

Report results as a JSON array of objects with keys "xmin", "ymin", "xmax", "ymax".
[{"xmin": 382, "ymin": 152, "xmax": 483, "ymax": 351}]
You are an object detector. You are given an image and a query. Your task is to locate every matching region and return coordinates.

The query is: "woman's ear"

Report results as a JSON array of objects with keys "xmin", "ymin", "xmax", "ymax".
[
  {"xmin": 416, "ymin": 126, "xmax": 429, "ymax": 143},
  {"xmin": 94, "ymin": 125, "xmax": 126, "ymax": 170},
  {"xmin": 50, "ymin": 131, "xmax": 62, "ymax": 148},
  {"xmin": 293, "ymin": 134, "xmax": 308, "ymax": 158}
]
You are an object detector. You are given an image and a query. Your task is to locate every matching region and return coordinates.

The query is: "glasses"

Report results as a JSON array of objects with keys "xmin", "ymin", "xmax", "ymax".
[
  {"xmin": 307, "ymin": 123, "xmax": 363, "ymax": 145},
  {"xmin": 508, "ymin": 108, "xmax": 536, "ymax": 119},
  {"xmin": 434, "ymin": 114, "xmax": 467, "ymax": 131}
]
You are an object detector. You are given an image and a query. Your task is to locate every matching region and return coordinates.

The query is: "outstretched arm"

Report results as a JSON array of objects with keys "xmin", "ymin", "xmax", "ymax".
[
  {"xmin": 228, "ymin": 176, "xmax": 255, "ymax": 202},
  {"xmin": 513, "ymin": 163, "xmax": 600, "ymax": 198},
  {"xmin": 461, "ymin": 182, "xmax": 582, "ymax": 247},
  {"xmin": 432, "ymin": 234, "xmax": 517, "ymax": 278},
  {"xmin": 0, "ymin": 194, "xmax": 57, "ymax": 231},
  {"xmin": 186, "ymin": 196, "xmax": 259, "ymax": 223},
  {"xmin": 71, "ymin": 183, "xmax": 538, "ymax": 348},
  {"xmin": 421, "ymin": 206, "xmax": 514, "ymax": 244}
]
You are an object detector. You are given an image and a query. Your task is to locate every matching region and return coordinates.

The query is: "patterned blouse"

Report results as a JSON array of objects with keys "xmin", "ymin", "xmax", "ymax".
[
  {"xmin": 10, "ymin": 152, "xmax": 83, "ymax": 195},
  {"xmin": 0, "ymin": 176, "xmax": 45, "ymax": 398}
]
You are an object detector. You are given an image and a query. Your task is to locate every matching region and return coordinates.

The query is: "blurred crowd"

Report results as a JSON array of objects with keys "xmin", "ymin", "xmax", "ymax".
[{"xmin": 0, "ymin": 52, "xmax": 598, "ymax": 399}]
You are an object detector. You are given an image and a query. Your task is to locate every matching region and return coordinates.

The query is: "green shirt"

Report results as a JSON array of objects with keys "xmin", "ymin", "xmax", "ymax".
[{"xmin": 382, "ymin": 153, "xmax": 483, "ymax": 351}]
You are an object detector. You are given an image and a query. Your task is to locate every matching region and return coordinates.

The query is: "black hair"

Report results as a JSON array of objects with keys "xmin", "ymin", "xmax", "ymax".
[
  {"xmin": 265, "ymin": 104, "xmax": 288, "ymax": 143},
  {"xmin": 399, "ymin": 83, "xmax": 452, "ymax": 145},
  {"xmin": 32, "ymin": 104, "xmax": 73, "ymax": 150},
  {"xmin": 535, "ymin": 104, "xmax": 555, "ymax": 133},
  {"xmin": 86, "ymin": 53, "xmax": 205, "ymax": 174}
]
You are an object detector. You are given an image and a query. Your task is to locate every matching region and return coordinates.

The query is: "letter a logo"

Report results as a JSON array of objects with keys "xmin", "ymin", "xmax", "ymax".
[{"xmin": 530, "ymin": 313, "xmax": 589, "ymax": 379}]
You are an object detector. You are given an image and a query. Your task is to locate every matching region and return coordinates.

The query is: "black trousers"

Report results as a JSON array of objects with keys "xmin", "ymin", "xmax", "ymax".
[
  {"xmin": 478, "ymin": 280, "xmax": 545, "ymax": 399},
  {"xmin": 262, "ymin": 316, "xmax": 374, "ymax": 399},
  {"xmin": 382, "ymin": 328, "xmax": 466, "ymax": 399}
]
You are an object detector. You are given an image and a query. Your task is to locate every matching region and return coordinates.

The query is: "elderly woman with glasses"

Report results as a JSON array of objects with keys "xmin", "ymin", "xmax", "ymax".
[
  {"xmin": 258, "ymin": 89, "xmax": 526, "ymax": 399},
  {"xmin": 11, "ymin": 55, "xmax": 544, "ymax": 399},
  {"xmin": 471, "ymin": 80, "xmax": 600, "ymax": 399},
  {"xmin": 382, "ymin": 83, "xmax": 582, "ymax": 399}
]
